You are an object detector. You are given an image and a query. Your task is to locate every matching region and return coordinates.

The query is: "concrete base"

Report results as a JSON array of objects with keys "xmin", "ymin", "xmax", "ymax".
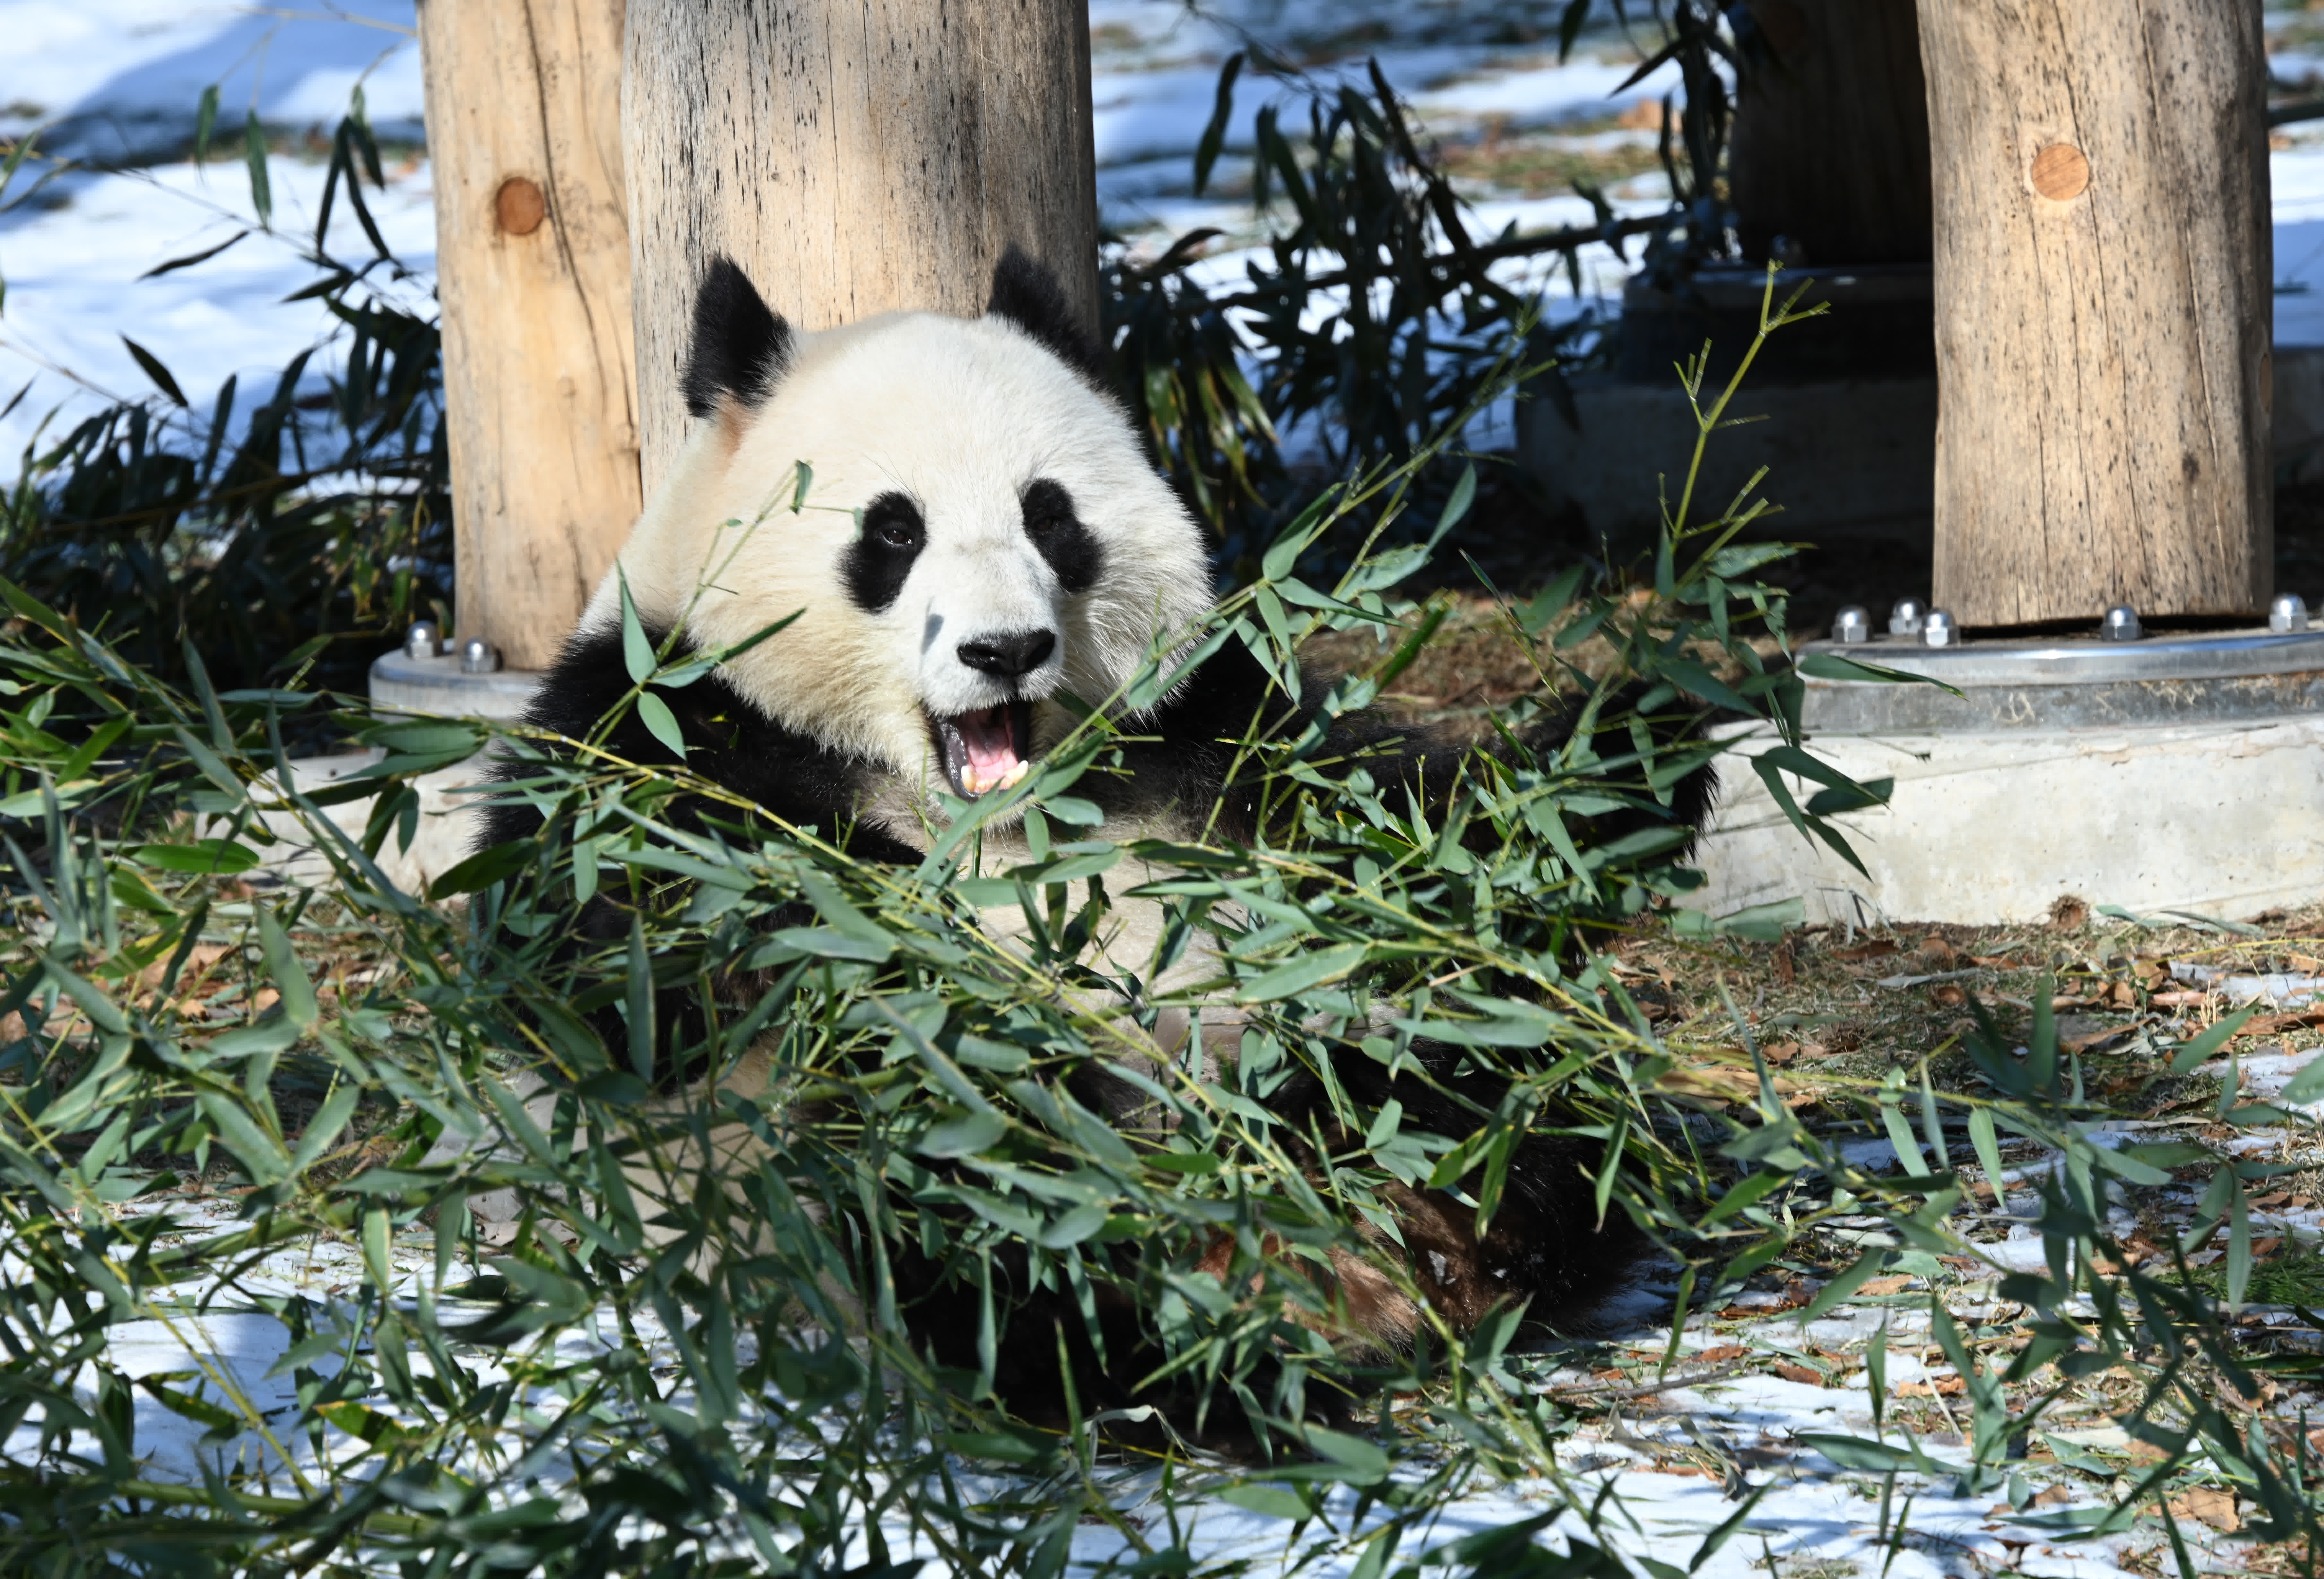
[
  {"xmin": 230, "ymin": 749, "xmax": 492, "ymax": 896},
  {"xmin": 369, "ymin": 648, "xmax": 542, "ymax": 721},
  {"xmin": 1518, "ymin": 373, "xmax": 1937, "ymax": 551},
  {"xmin": 1694, "ymin": 716, "xmax": 2324, "ymax": 928}
]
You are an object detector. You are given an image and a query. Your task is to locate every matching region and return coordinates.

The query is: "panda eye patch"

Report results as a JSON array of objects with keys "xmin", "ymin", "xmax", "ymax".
[
  {"xmin": 1019, "ymin": 477, "xmax": 1103, "ymax": 596},
  {"xmin": 841, "ymin": 492, "xmax": 927, "ymax": 614}
]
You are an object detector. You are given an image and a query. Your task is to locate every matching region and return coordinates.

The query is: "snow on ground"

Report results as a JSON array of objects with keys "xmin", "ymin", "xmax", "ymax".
[
  {"xmin": 18, "ymin": 1183, "xmax": 2190, "ymax": 1579},
  {"xmin": 0, "ymin": 0, "xmax": 426, "ymax": 161}
]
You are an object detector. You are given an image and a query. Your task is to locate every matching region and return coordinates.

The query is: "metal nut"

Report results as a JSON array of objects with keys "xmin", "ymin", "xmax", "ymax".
[
  {"xmin": 458, "ymin": 638, "xmax": 501, "ymax": 674},
  {"xmin": 1831, "ymin": 605, "xmax": 1872, "ymax": 643},
  {"xmin": 2101, "ymin": 605, "xmax": 2143, "ymax": 643},
  {"xmin": 1921, "ymin": 609, "xmax": 1957, "ymax": 648},
  {"xmin": 404, "ymin": 620, "xmax": 442, "ymax": 661},
  {"xmin": 2271, "ymin": 593, "xmax": 2310, "ymax": 634},
  {"xmin": 1889, "ymin": 597, "xmax": 1927, "ymax": 636}
]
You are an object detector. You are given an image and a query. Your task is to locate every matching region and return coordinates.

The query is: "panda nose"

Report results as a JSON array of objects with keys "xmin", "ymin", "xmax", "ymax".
[{"xmin": 955, "ymin": 630, "xmax": 1057, "ymax": 678}]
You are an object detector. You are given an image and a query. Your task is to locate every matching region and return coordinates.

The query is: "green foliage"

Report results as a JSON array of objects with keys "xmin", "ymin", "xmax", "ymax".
[
  {"xmin": 0, "ymin": 357, "xmax": 1864, "ymax": 1570},
  {"xmin": 0, "ymin": 102, "xmax": 447, "ymax": 709},
  {"xmin": 1103, "ymin": 56, "xmax": 1643, "ymax": 569}
]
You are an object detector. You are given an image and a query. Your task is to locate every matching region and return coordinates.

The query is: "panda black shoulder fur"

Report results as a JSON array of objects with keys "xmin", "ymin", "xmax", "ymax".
[{"xmin": 479, "ymin": 251, "xmax": 1706, "ymax": 1436}]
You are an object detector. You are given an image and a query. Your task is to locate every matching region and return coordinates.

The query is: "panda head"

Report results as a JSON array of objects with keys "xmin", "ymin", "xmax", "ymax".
[{"xmin": 600, "ymin": 250, "xmax": 1214, "ymax": 818}]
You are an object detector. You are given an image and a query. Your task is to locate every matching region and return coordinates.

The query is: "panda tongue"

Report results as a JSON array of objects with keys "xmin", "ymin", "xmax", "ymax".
[{"xmin": 954, "ymin": 705, "xmax": 1024, "ymax": 797}]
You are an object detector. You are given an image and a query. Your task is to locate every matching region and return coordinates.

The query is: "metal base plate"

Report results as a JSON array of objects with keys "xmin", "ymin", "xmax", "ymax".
[
  {"xmin": 369, "ymin": 649, "xmax": 542, "ymax": 722},
  {"xmin": 1802, "ymin": 626, "xmax": 2324, "ymax": 732}
]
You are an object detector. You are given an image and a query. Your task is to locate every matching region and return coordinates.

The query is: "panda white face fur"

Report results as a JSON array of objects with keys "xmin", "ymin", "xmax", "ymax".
[{"xmin": 587, "ymin": 255, "xmax": 1214, "ymax": 824}]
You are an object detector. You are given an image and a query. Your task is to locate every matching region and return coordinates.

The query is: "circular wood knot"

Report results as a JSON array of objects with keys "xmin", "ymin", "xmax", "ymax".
[
  {"xmin": 494, "ymin": 176, "xmax": 548, "ymax": 236},
  {"xmin": 2030, "ymin": 143, "xmax": 2089, "ymax": 202}
]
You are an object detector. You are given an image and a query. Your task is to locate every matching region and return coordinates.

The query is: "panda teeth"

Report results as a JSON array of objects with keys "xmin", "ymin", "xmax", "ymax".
[{"xmin": 933, "ymin": 701, "xmax": 1032, "ymax": 799}]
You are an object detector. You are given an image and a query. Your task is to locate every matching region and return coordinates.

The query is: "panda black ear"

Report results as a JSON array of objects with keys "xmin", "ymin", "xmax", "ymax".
[
  {"xmin": 986, "ymin": 245, "xmax": 1106, "ymax": 382},
  {"xmin": 682, "ymin": 255, "xmax": 794, "ymax": 420}
]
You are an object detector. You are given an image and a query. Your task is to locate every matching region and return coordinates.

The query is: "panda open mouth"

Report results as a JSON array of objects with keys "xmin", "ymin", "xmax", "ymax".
[{"xmin": 931, "ymin": 701, "xmax": 1033, "ymax": 799}]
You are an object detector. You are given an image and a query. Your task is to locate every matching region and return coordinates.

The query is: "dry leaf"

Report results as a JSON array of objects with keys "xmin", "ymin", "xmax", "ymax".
[
  {"xmin": 1892, "ymin": 1376, "xmax": 1966, "ymax": 1398},
  {"xmin": 1695, "ymin": 1345, "xmax": 1748, "ymax": 1363},
  {"xmin": 1929, "ymin": 982, "xmax": 1968, "ymax": 1007},
  {"xmin": 2050, "ymin": 895, "xmax": 2090, "ymax": 930},
  {"xmin": 1920, "ymin": 935, "xmax": 1958, "ymax": 966},
  {"xmin": 2164, "ymin": 1487, "xmax": 2239, "ymax": 1533},
  {"xmin": 135, "ymin": 941, "xmax": 230, "ymax": 990},
  {"xmin": 2061, "ymin": 1019, "xmax": 2146, "ymax": 1054},
  {"xmin": 2291, "ymin": 952, "xmax": 2324, "ymax": 974},
  {"xmin": 1655, "ymin": 1063, "xmax": 1807, "ymax": 1106},
  {"xmin": 249, "ymin": 988, "xmax": 281, "ymax": 1015},
  {"xmin": 2151, "ymin": 990, "xmax": 2212, "ymax": 1007},
  {"xmin": 1772, "ymin": 940, "xmax": 1795, "ymax": 987},
  {"xmin": 1832, "ymin": 939, "xmax": 1899, "ymax": 962},
  {"xmin": 1773, "ymin": 1363, "xmax": 1825, "ymax": 1387},
  {"xmin": 1858, "ymin": 1275, "xmax": 1915, "ymax": 1296},
  {"xmin": 2238, "ymin": 1007, "xmax": 2324, "ymax": 1038}
]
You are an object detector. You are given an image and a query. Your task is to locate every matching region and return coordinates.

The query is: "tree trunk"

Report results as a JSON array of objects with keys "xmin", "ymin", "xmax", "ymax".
[
  {"xmin": 1729, "ymin": 0, "xmax": 1931, "ymax": 266},
  {"xmin": 419, "ymin": 0, "xmax": 641, "ymax": 671},
  {"xmin": 622, "ymin": 0, "xmax": 1100, "ymax": 493},
  {"xmin": 1919, "ymin": 1, "xmax": 2271, "ymax": 628}
]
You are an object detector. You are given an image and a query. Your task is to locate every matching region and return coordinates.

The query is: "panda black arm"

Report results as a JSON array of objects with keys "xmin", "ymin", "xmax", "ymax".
[{"xmin": 475, "ymin": 620, "xmax": 922, "ymax": 865}]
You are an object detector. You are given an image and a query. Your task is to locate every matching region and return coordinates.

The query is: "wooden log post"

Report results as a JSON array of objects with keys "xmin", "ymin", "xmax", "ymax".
[
  {"xmin": 418, "ymin": 0, "xmax": 641, "ymax": 671},
  {"xmin": 622, "ymin": 0, "xmax": 1100, "ymax": 493},
  {"xmin": 1918, "ymin": 3, "xmax": 2272, "ymax": 628}
]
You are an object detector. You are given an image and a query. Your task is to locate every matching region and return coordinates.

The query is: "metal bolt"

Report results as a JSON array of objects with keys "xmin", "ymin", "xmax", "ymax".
[
  {"xmin": 1831, "ymin": 605, "xmax": 1872, "ymax": 643},
  {"xmin": 1889, "ymin": 597, "xmax": 1927, "ymax": 636},
  {"xmin": 458, "ymin": 637, "xmax": 501, "ymax": 674},
  {"xmin": 404, "ymin": 620, "xmax": 442, "ymax": 660},
  {"xmin": 2101, "ymin": 605, "xmax": 2142, "ymax": 643},
  {"xmin": 2271, "ymin": 593, "xmax": 2310, "ymax": 633},
  {"xmin": 1922, "ymin": 609, "xmax": 1957, "ymax": 648}
]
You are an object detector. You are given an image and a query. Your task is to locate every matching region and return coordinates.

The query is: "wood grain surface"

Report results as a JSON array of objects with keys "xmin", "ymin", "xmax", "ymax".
[
  {"xmin": 622, "ymin": 0, "xmax": 1100, "ymax": 492},
  {"xmin": 420, "ymin": 0, "xmax": 641, "ymax": 670},
  {"xmin": 1919, "ymin": 1, "xmax": 2272, "ymax": 626}
]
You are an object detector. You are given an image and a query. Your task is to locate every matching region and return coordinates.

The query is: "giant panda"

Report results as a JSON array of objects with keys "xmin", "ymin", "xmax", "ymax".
[{"xmin": 475, "ymin": 249, "xmax": 1691, "ymax": 1440}]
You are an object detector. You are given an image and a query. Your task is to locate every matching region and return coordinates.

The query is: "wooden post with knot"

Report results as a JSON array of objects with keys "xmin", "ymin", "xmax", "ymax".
[
  {"xmin": 417, "ymin": 0, "xmax": 642, "ymax": 674},
  {"xmin": 1918, "ymin": 1, "xmax": 2272, "ymax": 627}
]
